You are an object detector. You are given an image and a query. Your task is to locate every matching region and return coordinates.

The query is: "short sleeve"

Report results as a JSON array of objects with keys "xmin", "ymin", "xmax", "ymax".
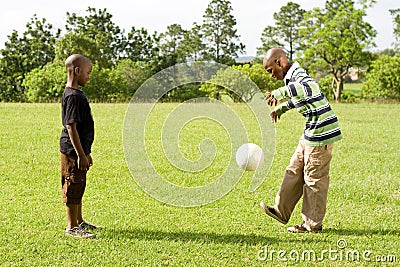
[{"xmin": 64, "ymin": 95, "xmax": 81, "ymax": 125}]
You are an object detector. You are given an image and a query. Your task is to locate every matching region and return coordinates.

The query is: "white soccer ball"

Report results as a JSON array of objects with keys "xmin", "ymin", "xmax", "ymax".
[{"xmin": 236, "ymin": 143, "xmax": 264, "ymax": 171}]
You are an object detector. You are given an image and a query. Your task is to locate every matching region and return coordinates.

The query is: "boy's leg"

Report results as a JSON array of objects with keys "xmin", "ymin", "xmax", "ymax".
[
  {"xmin": 273, "ymin": 139, "xmax": 306, "ymax": 222},
  {"xmin": 66, "ymin": 204, "xmax": 79, "ymax": 229},
  {"xmin": 77, "ymin": 202, "xmax": 83, "ymax": 225},
  {"xmin": 61, "ymin": 153, "xmax": 87, "ymax": 228},
  {"xmin": 301, "ymin": 144, "xmax": 333, "ymax": 231}
]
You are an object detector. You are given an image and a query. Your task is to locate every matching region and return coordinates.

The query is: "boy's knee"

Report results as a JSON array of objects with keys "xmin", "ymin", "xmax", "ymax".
[
  {"xmin": 62, "ymin": 176, "xmax": 86, "ymax": 204},
  {"xmin": 61, "ymin": 154, "xmax": 87, "ymax": 204}
]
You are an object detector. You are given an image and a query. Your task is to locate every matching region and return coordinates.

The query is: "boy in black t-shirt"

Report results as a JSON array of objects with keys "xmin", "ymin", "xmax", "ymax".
[{"xmin": 60, "ymin": 54, "xmax": 101, "ymax": 238}]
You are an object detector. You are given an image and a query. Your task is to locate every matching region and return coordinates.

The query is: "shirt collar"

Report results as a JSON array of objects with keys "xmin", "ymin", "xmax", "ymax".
[{"xmin": 284, "ymin": 62, "xmax": 300, "ymax": 85}]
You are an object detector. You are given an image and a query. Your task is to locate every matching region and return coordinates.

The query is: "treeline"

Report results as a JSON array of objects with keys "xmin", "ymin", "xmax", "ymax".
[{"xmin": 1, "ymin": 0, "xmax": 400, "ymax": 102}]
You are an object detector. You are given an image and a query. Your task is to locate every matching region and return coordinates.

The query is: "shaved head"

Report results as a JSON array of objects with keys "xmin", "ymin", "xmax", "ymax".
[
  {"xmin": 263, "ymin": 48, "xmax": 287, "ymax": 66},
  {"xmin": 263, "ymin": 48, "xmax": 291, "ymax": 80},
  {"xmin": 65, "ymin": 54, "xmax": 92, "ymax": 88},
  {"xmin": 65, "ymin": 54, "xmax": 91, "ymax": 70}
]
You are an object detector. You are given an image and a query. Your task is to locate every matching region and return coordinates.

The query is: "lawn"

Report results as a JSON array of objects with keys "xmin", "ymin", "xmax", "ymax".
[
  {"xmin": 0, "ymin": 102, "xmax": 399, "ymax": 266},
  {"xmin": 344, "ymin": 83, "xmax": 363, "ymax": 98}
]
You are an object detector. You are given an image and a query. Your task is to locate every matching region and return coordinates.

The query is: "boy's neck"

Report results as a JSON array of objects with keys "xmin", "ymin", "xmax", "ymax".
[{"xmin": 66, "ymin": 86, "xmax": 81, "ymax": 91}]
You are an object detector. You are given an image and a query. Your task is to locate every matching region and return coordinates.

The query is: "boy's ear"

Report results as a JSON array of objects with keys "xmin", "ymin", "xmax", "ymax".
[
  {"xmin": 74, "ymin": 66, "xmax": 80, "ymax": 75},
  {"xmin": 275, "ymin": 58, "xmax": 282, "ymax": 67}
]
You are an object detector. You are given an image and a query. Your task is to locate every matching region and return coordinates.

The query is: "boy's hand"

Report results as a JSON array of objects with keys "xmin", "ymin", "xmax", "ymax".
[
  {"xmin": 77, "ymin": 155, "xmax": 90, "ymax": 171},
  {"xmin": 264, "ymin": 91, "xmax": 278, "ymax": 106},
  {"xmin": 270, "ymin": 110, "xmax": 280, "ymax": 124},
  {"xmin": 87, "ymin": 154, "xmax": 93, "ymax": 167}
]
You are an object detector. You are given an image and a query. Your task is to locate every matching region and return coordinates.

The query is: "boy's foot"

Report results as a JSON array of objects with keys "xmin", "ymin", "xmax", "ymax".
[
  {"xmin": 65, "ymin": 226, "xmax": 95, "ymax": 238},
  {"xmin": 287, "ymin": 224, "xmax": 322, "ymax": 233},
  {"xmin": 79, "ymin": 220, "xmax": 102, "ymax": 231},
  {"xmin": 260, "ymin": 202, "xmax": 288, "ymax": 224}
]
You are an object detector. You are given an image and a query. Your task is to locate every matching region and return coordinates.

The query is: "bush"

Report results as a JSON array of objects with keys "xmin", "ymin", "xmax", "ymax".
[
  {"xmin": 317, "ymin": 76, "xmax": 334, "ymax": 101},
  {"xmin": 341, "ymin": 90, "xmax": 358, "ymax": 103},
  {"xmin": 199, "ymin": 64, "xmax": 283, "ymax": 102},
  {"xmin": 362, "ymin": 55, "xmax": 400, "ymax": 100},
  {"xmin": 23, "ymin": 62, "xmax": 66, "ymax": 102},
  {"xmin": 22, "ymin": 59, "xmax": 154, "ymax": 102}
]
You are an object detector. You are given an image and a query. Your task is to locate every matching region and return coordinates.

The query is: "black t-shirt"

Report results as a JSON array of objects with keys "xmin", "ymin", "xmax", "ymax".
[{"xmin": 60, "ymin": 87, "xmax": 94, "ymax": 156}]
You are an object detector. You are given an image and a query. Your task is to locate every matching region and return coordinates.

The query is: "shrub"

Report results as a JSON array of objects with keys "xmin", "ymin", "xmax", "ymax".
[
  {"xmin": 317, "ymin": 76, "xmax": 334, "ymax": 101},
  {"xmin": 362, "ymin": 55, "xmax": 400, "ymax": 100},
  {"xmin": 23, "ymin": 62, "xmax": 66, "ymax": 102}
]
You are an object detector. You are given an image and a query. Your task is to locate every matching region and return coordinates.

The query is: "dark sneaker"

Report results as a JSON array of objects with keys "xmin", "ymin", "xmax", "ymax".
[
  {"xmin": 79, "ymin": 220, "xmax": 102, "ymax": 231},
  {"xmin": 287, "ymin": 224, "xmax": 322, "ymax": 233},
  {"xmin": 65, "ymin": 226, "xmax": 95, "ymax": 238},
  {"xmin": 260, "ymin": 202, "xmax": 288, "ymax": 224}
]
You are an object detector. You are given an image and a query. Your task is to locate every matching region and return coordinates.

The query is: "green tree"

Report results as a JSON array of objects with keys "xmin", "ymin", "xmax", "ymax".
[
  {"xmin": 157, "ymin": 24, "xmax": 187, "ymax": 69},
  {"xmin": 301, "ymin": 0, "xmax": 376, "ymax": 102},
  {"xmin": 180, "ymin": 23, "xmax": 206, "ymax": 61},
  {"xmin": 23, "ymin": 61, "xmax": 65, "ymax": 102},
  {"xmin": 125, "ymin": 27, "xmax": 159, "ymax": 62},
  {"xmin": 362, "ymin": 55, "xmax": 400, "ymax": 100},
  {"xmin": 200, "ymin": 64, "xmax": 283, "ymax": 102},
  {"xmin": 55, "ymin": 32, "xmax": 100, "ymax": 65},
  {"xmin": 0, "ymin": 15, "xmax": 60, "ymax": 101},
  {"xmin": 257, "ymin": 2, "xmax": 306, "ymax": 60},
  {"xmin": 390, "ymin": 8, "xmax": 400, "ymax": 50},
  {"xmin": 64, "ymin": 7, "xmax": 125, "ymax": 68},
  {"xmin": 201, "ymin": 0, "xmax": 245, "ymax": 64},
  {"xmin": 109, "ymin": 59, "xmax": 153, "ymax": 101}
]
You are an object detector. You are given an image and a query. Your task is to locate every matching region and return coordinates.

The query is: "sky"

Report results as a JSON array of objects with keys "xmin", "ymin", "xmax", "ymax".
[{"xmin": 0, "ymin": 0, "xmax": 397, "ymax": 57}]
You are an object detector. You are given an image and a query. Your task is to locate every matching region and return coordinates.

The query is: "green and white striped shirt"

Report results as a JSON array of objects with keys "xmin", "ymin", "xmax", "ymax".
[{"xmin": 272, "ymin": 62, "xmax": 342, "ymax": 146}]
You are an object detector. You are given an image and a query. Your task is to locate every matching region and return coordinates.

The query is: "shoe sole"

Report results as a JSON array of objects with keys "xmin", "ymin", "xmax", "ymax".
[
  {"xmin": 260, "ymin": 202, "xmax": 288, "ymax": 224},
  {"xmin": 287, "ymin": 226, "xmax": 322, "ymax": 233},
  {"xmin": 287, "ymin": 226, "xmax": 307, "ymax": 233},
  {"xmin": 65, "ymin": 233, "xmax": 96, "ymax": 238}
]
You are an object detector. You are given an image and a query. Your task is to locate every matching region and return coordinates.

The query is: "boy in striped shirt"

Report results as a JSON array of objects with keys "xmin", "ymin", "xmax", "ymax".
[{"xmin": 260, "ymin": 48, "xmax": 342, "ymax": 233}]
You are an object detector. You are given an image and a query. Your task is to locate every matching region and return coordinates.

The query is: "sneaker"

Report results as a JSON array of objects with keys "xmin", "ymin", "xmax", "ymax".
[
  {"xmin": 260, "ymin": 202, "xmax": 288, "ymax": 224},
  {"xmin": 79, "ymin": 220, "xmax": 102, "ymax": 231},
  {"xmin": 65, "ymin": 226, "xmax": 95, "ymax": 238},
  {"xmin": 287, "ymin": 224, "xmax": 322, "ymax": 233}
]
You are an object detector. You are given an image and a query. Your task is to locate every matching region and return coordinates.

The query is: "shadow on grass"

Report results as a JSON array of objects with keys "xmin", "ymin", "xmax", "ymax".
[
  {"xmin": 102, "ymin": 228, "xmax": 326, "ymax": 246},
  {"xmin": 324, "ymin": 228, "xmax": 400, "ymax": 237}
]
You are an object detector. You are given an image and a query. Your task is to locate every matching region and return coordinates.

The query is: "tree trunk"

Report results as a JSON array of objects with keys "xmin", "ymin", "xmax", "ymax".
[{"xmin": 334, "ymin": 77, "xmax": 344, "ymax": 102}]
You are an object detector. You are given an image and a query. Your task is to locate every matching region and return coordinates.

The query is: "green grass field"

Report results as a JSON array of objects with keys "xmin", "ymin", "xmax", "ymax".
[{"xmin": 1, "ymin": 102, "xmax": 399, "ymax": 266}]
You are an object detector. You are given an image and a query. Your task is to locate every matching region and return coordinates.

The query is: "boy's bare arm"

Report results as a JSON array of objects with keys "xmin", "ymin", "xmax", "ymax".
[{"xmin": 66, "ymin": 122, "xmax": 90, "ymax": 171}]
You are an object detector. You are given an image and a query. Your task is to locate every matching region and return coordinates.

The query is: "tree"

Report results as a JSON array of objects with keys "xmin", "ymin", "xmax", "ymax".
[
  {"xmin": 23, "ymin": 61, "xmax": 65, "ymax": 102},
  {"xmin": 55, "ymin": 32, "xmax": 101, "ymax": 65},
  {"xmin": 0, "ymin": 15, "xmax": 60, "ymax": 101},
  {"xmin": 125, "ymin": 27, "xmax": 159, "ymax": 62},
  {"xmin": 390, "ymin": 8, "xmax": 400, "ymax": 50},
  {"xmin": 180, "ymin": 23, "xmax": 206, "ymax": 62},
  {"xmin": 200, "ymin": 64, "xmax": 283, "ymax": 102},
  {"xmin": 64, "ymin": 7, "xmax": 125, "ymax": 68},
  {"xmin": 257, "ymin": 2, "xmax": 306, "ymax": 60},
  {"xmin": 157, "ymin": 24, "xmax": 187, "ymax": 69},
  {"xmin": 109, "ymin": 59, "xmax": 153, "ymax": 101},
  {"xmin": 300, "ymin": 0, "xmax": 376, "ymax": 102},
  {"xmin": 201, "ymin": 0, "xmax": 245, "ymax": 64}
]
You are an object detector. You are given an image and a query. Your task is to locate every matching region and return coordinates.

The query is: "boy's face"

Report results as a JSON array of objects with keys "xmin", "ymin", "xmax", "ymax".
[
  {"xmin": 77, "ymin": 61, "xmax": 92, "ymax": 87},
  {"xmin": 263, "ymin": 58, "xmax": 285, "ymax": 81}
]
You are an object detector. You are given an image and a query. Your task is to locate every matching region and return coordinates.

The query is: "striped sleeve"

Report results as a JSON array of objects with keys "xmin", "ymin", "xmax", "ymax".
[
  {"xmin": 272, "ymin": 80, "xmax": 316, "ymax": 100},
  {"xmin": 273, "ymin": 100, "xmax": 295, "ymax": 117}
]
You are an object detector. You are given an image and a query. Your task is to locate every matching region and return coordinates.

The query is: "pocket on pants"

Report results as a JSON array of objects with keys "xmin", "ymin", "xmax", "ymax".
[
  {"xmin": 304, "ymin": 146, "xmax": 332, "ymax": 178},
  {"xmin": 63, "ymin": 177, "xmax": 86, "ymax": 200},
  {"xmin": 61, "ymin": 153, "xmax": 87, "ymax": 203}
]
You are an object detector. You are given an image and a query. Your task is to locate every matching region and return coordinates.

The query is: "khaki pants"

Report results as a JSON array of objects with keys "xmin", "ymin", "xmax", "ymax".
[{"xmin": 274, "ymin": 139, "xmax": 333, "ymax": 231}]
